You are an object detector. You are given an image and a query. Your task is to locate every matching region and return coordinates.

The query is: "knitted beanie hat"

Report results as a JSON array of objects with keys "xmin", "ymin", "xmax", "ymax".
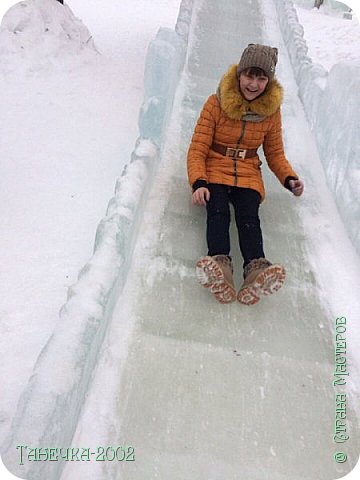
[{"xmin": 237, "ymin": 44, "xmax": 278, "ymax": 81}]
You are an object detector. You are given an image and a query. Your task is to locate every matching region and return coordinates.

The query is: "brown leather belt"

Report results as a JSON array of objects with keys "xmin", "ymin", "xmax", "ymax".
[{"xmin": 211, "ymin": 142, "xmax": 258, "ymax": 159}]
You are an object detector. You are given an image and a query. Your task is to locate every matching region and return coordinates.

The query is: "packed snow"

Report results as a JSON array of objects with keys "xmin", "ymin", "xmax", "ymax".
[{"xmin": 1, "ymin": 0, "xmax": 360, "ymax": 479}]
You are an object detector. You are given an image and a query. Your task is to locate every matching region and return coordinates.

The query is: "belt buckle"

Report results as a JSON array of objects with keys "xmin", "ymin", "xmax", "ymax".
[{"xmin": 226, "ymin": 147, "xmax": 246, "ymax": 159}]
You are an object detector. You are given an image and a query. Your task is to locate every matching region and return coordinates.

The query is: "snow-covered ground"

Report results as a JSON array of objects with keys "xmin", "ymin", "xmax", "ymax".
[
  {"xmin": 0, "ymin": 0, "xmax": 180, "ymax": 475},
  {"xmin": 294, "ymin": 1, "xmax": 360, "ymax": 70},
  {"xmin": 0, "ymin": 0, "xmax": 179, "ymax": 422},
  {"xmin": 1, "ymin": 0, "xmax": 360, "ymax": 479}
]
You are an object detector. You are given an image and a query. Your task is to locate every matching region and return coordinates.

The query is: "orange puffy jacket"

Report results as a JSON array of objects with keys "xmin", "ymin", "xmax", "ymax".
[{"xmin": 187, "ymin": 65, "xmax": 298, "ymax": 201}]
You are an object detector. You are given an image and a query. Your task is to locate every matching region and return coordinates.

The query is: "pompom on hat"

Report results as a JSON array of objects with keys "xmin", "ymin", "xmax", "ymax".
[{"xmin": 236, "ymin": 44, "xmax": 278, "ymax": 82}]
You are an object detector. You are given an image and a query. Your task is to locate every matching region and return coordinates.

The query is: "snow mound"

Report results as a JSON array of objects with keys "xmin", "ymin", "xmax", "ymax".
[{"xmin": 0, "ymin": 0, "xmax": 98, "ymax": 73}]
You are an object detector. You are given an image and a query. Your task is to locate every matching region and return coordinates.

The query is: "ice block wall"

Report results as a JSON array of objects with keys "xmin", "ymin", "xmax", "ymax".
[{"xmin": 274, "ymin": 0, "xmax": 360, "ymax": 254}]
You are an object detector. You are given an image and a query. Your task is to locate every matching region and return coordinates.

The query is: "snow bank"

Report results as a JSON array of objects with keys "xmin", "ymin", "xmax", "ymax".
[
  {"xmin": 273, "ymin": 0, "xmax": 360, "ymax": 254},
  {"xmin": 0, "ymin": 0, "xmax": 98, "ymax": 74},
  {"xmin": 1, "ymin": 1, "xmax": 194, "ymax": 478},
  {"xmin": 294, "ymin": 5, "xmax": 360, "ymax": 70}
]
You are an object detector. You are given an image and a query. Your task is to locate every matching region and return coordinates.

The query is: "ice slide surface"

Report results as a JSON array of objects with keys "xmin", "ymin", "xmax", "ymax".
[
  {"xmin": 65, "ymin": 1, "xmax": 359, "ymax": 479},
  {"xmin": 3, "ymin": 0, "xmax": 360, "ymax": 479}
]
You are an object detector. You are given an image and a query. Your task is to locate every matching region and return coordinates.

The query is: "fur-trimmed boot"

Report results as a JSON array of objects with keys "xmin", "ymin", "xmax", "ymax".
[
  {"xmin": 237, "ymin": 258, "xmax": 286, "ymax": 306},
  {"xmin": 196, "ymin": 255, "xmax": 237, "ymax": 304}
]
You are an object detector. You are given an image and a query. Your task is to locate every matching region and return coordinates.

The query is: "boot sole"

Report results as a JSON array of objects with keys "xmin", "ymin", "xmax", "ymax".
[
  {"xmin": 196, "ymin": 256, "xmax": 236, "ymax": 304},
  {"xmin": 238, "ymin": 264, "xmax": 286, "ymax": 306}
]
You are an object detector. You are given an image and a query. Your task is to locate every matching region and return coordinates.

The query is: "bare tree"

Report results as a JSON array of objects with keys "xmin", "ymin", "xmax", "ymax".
[{"xmin": 314, "ymin": 0, "xmax": 324, "ymax": 8}]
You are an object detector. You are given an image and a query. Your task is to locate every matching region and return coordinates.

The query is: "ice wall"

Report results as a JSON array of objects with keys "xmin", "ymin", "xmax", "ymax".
[
  {"xmin": 274, "ymin": 0, "xmax": 360, "ymax": 254},
  {"xmin": 316, "ymin": 64, "xmax": 360, "ymax": 244},
  {"xmin": 139, "ymin": 28, "xmax": 186, "ymax": 145},
  {"xmin": 1, "ymin": 1, "xmax": 194, "ymax": 479},
  {"xmin": 138, "ymin": 0, "xmax": 194, "ymax": 145}
]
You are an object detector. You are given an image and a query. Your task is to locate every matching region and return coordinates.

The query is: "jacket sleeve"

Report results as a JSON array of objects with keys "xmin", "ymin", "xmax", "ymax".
[
  {"xmin": 263, "ymin": 108, "xmax": 298, "ymax": 187},
  {"xmin": 187, "ymin": 95, "xmax": 218, "ymax": 189}
]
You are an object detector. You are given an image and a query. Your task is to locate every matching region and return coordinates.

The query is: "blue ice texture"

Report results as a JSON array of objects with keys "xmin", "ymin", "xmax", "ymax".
[{"xmin": 139, "ymin": 27, "xmax": 187, "ymax": 144}]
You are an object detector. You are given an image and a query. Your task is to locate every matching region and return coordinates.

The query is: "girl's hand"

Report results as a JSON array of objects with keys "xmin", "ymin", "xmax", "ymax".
[
  {"xmin": 192, "ymin": 187, "xmax": 210, "ymax": 206},
  {"xmin": 289, "ymin": 179, "xmax": 304, "ymax": 197}
]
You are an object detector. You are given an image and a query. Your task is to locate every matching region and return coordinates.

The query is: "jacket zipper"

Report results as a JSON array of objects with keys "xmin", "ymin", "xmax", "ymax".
[{"xmin": 234, "ymin": 120, "xmax": 247, "ymax": 186}]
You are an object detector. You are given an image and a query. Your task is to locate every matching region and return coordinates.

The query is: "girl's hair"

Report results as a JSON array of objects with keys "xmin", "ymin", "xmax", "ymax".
[{"xmin": 242, "ymin": 67, "xmax": 268, "ymax": 78}]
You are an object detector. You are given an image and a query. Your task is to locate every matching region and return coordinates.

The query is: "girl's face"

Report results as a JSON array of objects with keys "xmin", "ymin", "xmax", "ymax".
[{"xmin": 239, "ymin": 70, "xmax": 269, "ymax": 101}]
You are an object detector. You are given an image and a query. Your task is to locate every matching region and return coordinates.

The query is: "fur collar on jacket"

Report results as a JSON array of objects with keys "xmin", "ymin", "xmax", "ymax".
[{"xmin": 216, "ymin": 64, "xmax": 283, "ymax": 121}]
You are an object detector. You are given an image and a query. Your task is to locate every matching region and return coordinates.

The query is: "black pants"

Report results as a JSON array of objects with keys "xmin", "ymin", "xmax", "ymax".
[{"xmin": 206, "ymin": 184, "xmax": 265, "ymax": 268}]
